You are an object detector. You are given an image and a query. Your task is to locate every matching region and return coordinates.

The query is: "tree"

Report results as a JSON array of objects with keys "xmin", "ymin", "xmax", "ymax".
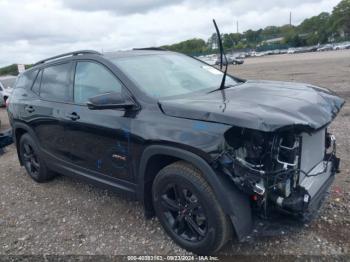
[
  {"xmin": 207, "ymin": 33, "xmax": 218, "ymax": 50},
  {"xmin": 162, "ymin": 38, "xmax": 208, "ymax": 55},
  {"xmin": 0, "ymin": 64, "xmax": 19, "ymax": 76},
  {"xmin": 244, "ymin": 30, "xmax": 260, "ymax": 45},
  {"xmin": 298, "ymin": 12, "xmax": 331, "ymax": 44},
  {"xmin": 331, "ymin": 0, "xmax": 350, "ymax": 37},
  {"xmin": 156, "ymin": 0, "xmax": 349, "ymax": 56},
  {"xmin": 284, "ymin": 31, "xmax": 305, "ymax": 47}
]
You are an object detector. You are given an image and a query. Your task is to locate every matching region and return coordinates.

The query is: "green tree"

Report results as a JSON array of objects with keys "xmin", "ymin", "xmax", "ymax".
[
  {"xmin": 0, "ymin": 64, "xmax": 19, "ymax": 76},
  {"xmin": 331, "ymin": 0, "xmax": 350, "ymax": 37},
  {"xmin": 298, "ymin": 12, "xmax": 331, "ymax": 44},
  {"xmin": 284, "ymin": 31, "xmax": 305, "ymax": 47},
  {"xmin": 163, "ymin": 38, "xmax": 208, "ymax": 55}
]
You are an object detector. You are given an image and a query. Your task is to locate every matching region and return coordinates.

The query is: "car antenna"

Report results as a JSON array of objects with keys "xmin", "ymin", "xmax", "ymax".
[{"xmin": 213, "ymin": 19, "xmax": 228, "ymax": 91}]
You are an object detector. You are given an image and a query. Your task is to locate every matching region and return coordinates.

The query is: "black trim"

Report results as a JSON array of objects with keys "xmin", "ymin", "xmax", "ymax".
[
  {"xmin": 33, "ymin": 50, "xmax": 101, "ymax": 66},
  {"xmin": 133, "ymin": 47, "xmax": 167, "ymax": 51},
  {"xmin": 305, "ymin": 172, "xmax": 335, "ymax": 218}
]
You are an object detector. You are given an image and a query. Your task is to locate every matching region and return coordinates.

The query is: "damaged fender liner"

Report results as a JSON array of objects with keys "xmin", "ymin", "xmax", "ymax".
[{"xmin": 159, "ymin": 80, "xmax": 345, "ymax": 132}]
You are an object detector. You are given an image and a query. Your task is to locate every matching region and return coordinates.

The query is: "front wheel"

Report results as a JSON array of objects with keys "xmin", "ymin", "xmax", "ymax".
[{"xmin": 152, "ymin": 161, "xmax": 232, "ymax": 254}]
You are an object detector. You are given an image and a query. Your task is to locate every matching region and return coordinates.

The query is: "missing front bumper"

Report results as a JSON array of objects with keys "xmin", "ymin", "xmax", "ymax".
[{"xmin": 269, "ymin": 157, "xmax": 338, "ymax": 216}]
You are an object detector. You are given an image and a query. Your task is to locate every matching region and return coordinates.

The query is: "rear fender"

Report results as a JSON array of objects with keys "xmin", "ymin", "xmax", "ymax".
[{"xmin": 12, "ymin": 122, "xmax": 40, "ymax": 165}]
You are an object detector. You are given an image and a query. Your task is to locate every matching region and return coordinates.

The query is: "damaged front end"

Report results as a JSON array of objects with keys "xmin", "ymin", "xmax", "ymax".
[{"xmin": 216, "ymin": 126, "xmax": 340, "ymax": 221}]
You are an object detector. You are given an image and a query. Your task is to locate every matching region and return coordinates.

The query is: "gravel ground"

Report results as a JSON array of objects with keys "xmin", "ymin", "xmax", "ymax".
[{"xmin": 0, "ymin": 50, "xmax": 349, "ymax": 258}]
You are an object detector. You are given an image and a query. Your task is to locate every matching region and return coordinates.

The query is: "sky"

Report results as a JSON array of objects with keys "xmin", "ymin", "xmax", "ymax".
[{"xmin": 0, "ymin": 0, "xmax": 342, "ymax": 67}]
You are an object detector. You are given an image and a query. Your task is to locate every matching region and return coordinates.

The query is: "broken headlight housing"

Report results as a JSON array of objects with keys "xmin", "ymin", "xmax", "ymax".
[{"xmin": 219, "ymin": 127, "xmax": 303, "ymax": 213}]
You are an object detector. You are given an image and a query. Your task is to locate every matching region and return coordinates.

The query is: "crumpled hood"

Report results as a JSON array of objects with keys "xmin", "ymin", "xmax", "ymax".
[{"xmin": 159, "ymin": 80, "xmax": 345, "ymax": 132}]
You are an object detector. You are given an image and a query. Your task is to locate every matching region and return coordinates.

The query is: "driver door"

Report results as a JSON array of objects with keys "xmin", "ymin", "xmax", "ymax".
[{"xmin": 64, "ymin": 61, "xmax": 133, "ymax": 182}]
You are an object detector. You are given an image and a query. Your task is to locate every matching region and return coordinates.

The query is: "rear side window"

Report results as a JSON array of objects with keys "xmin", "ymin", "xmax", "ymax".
[
  {"xmin": 15, "ymin": 70, "xmax": 38, "ymax": 89},
  {"xmin": 40, "ymin": 63, "xmax": 72, "ymax": 102},
  {"xmin": 74, "ymin": 62, "xmax": 122, "ymax": 104}
]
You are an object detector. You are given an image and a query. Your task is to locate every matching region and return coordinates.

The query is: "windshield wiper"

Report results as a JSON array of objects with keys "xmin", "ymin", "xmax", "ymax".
[
  {"xmin": 207, "ymin": 83, "xmax": 239, "ymax": 94},
  {"xmin": 213, "ymin": 19, "xmax": 228, "ymax": 91}
]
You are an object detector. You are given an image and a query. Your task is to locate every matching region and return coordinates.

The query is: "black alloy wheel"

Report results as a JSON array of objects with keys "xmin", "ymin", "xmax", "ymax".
[
  {"xmin": 153, "ymin": 161, "xmax": 232, "ymax": 254},
  {"xmin": 19, "ymin": 133, "xmax": 55, "ymax": 182},
  {"xmin": 160, "ymin": 183, "xmax": 208, "ymax": 242},
  {"xmin": 22, "ymin": 142, "xmax": 40, "ymax": 177}
]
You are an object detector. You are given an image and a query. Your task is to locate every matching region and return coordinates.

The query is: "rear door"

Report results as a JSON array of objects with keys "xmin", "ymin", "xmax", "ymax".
[
  {"xmin": 64, "ymin": 61, "xmax": 133, "ymax": 182},
  {"xmin": 31, "ymin": 62, "xmax": 74, "ymax": 163}
]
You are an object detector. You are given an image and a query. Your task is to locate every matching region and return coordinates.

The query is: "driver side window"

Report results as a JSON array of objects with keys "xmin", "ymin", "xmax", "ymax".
[{"xmin": 74, "ymin": 62, "xmax": 122, "ymax": 104}]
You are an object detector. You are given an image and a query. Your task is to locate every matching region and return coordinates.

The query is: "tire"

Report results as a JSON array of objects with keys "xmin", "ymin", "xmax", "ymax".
[
  {"xmin": 19, "ymin": 133, "xmax": 55, "ymax": 182},
  {"xmin": 152, "ymin": 161, "xmax": 232, "ymax": 254}
]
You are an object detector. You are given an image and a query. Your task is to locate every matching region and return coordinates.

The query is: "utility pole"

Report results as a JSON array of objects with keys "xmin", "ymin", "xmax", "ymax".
[
  {"xmin": 289, "ymin": 11, "xmax": 292, "ymax": 26},
  {"xmin": 236, "ymin": 20, "xmax": 239, "ymax": 34}
]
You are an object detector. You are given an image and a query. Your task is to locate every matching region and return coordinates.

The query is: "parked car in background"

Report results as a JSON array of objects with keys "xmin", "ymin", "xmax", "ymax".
[
  {"xmin": 287, "ymin": 48, "xmax": 296, "ymax": 54},
  {"xmin": 279, "ymin": 49, "xmax": 288, "ymax": 54},
  {"xmin": 317, "ymin": 44, "xmax": 334, "ymax": 52},
  {"xmin": 333, "ymin": 42, "xmax": 350, "ymax": 50},
  {"xmin": 0, "ymin": 81, "xmax": 13, "ymax": 107},
  {"xmin": 215, "ymin": 56, "xmax": 244, "ymax": 66},
  {"xmin": 197, "ymin": 55, "xmax": 216, "ymax": 65},
  {"xmin": 7, "ymin": 49, "xmax": 344, "ymax": 254}
]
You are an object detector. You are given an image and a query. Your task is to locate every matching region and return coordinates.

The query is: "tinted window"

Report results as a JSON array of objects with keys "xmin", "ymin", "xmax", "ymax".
[
  {"xmin": 32, "ymin": 70, "xmax": 42, "ymax": 95},
  {"xmin": 15, "ymin": 70, "xmax": 38, "ymax": 89},
  {"xmin": 74, "ymin": 62, "xmax": 122, "ymax": 104},
  {"xmin": 40, "ymin": 63, "xmax": 72, "ymax": 102}
]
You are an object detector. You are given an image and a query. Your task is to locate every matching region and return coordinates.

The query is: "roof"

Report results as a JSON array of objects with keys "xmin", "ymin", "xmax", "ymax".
[{"xmin": 29, "ymin": 49, "xmax": 172, "ymax": 71}]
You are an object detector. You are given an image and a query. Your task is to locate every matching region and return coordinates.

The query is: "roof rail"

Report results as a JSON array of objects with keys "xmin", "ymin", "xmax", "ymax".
[
  {"xmin": 133, "ymin": 47, "xmax": 167, "ymax": 51},
  {"xmin": 33, "ymin": 50, "xmax": 101, "ymax": 66}
]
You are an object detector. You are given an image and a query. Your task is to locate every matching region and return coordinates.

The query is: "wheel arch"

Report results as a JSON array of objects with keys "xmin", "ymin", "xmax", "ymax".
[
  {"xmin": 138, "ymin": 144, "xmax": 253, "ymax": 241},
  {"xmin": 13, "ymin": 123, "xmax": 39, "ymax": 165}
]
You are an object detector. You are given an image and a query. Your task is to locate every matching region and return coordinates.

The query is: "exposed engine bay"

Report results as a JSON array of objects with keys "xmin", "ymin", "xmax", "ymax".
[{"xmin": 218, "ymin": 126, "xmax": 340, "ymax": 218}]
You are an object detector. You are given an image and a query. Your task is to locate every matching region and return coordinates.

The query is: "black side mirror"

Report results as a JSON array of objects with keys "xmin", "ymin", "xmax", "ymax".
[{"xmin": 87, "ymin": 92, "xmax": 136, "ymax": 110}]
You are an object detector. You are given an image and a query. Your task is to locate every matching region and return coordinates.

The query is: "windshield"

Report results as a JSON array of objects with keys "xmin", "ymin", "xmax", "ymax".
[{"xmin": 112, "ymin": 53, "xmax": 237, "ymax": 98}]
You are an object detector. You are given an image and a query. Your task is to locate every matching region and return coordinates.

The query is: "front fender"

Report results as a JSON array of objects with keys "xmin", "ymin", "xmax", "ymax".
[{"xmin": 138, "ymin": 145, "xmax": 253, "ymax": 241}]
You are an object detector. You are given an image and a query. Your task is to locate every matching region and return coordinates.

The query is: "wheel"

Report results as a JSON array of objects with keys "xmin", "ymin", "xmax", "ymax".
[
  {"xmin": 19, "ymin": 133, "xmax": 55, "ymax": 182},
  {"xmin": 152, "ymin": 161, "xmax": 232, "ymax": 254}
]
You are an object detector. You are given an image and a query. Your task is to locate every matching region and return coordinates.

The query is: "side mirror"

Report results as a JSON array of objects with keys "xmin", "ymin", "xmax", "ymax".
[{"xmin": 87, "ymin": 92, "xmax": 136, "ymax": 110}]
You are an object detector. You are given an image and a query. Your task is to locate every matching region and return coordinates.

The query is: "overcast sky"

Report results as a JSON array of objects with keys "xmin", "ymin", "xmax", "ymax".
[{"xmin": 0, "ymin": 0, "xmax": 342, "ymax": 67}]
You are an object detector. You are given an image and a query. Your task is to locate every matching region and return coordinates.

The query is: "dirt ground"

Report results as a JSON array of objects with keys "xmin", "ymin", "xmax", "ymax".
[{"xmin": 0, "ymin": 50, "xmax": 349, "ymax": 258}]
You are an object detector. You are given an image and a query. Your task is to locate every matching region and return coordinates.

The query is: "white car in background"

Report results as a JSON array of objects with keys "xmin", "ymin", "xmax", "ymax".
[
  {"xmin": 0, "ymin": 82, "xmax": 13, "ymax": 107},
  {"xmin": 333, "ymin": 42, "xmax": 350, "ymax": 50},
  {"xmin": 287, "ymin": 48, "xmax": 296, "ymax": 54}
]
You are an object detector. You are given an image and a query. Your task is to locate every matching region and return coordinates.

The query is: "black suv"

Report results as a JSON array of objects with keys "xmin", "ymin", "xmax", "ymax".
[{"xmin": 7, "ymin": 50, "xmax": 344, "ymax": 254}]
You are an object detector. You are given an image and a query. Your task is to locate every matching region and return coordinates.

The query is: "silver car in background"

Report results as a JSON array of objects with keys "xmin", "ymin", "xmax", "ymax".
[{"xmin": 0, "ymin": 81, "xmax": 13, "ymax": 107}]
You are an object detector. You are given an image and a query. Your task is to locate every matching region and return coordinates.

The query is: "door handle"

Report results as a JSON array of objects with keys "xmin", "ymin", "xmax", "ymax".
[
  {"xmin": 25, "ymin": 105, "xmax": 35, "ymax": 113},
  {"xmin": 67, "ymin": 112, "xmax": 80, "ymax": 121}
]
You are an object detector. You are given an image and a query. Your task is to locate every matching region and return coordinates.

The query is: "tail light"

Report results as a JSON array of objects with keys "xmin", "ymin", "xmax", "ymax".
[{"xmin": 5, "ymin": 98, "xmax": 10, "ymax": 108}]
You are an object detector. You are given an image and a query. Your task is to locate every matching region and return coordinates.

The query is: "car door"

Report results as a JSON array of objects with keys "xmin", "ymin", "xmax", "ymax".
[
  {"xmin": 31, "ymin": 62, "xmax": 74, "ymax": 163},
  {"xmin": 64, "ymin": 60, "xmax": 133, "ymax": 182}
]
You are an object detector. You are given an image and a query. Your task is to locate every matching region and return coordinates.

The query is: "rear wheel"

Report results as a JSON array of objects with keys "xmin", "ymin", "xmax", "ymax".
[
  {"xmin": 19, "ymin": 133, "xmax": 55, "ymax": 182},
  {"xmin": 152, "ymin": 161, "xmax": 232, "ymax": 254}
]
